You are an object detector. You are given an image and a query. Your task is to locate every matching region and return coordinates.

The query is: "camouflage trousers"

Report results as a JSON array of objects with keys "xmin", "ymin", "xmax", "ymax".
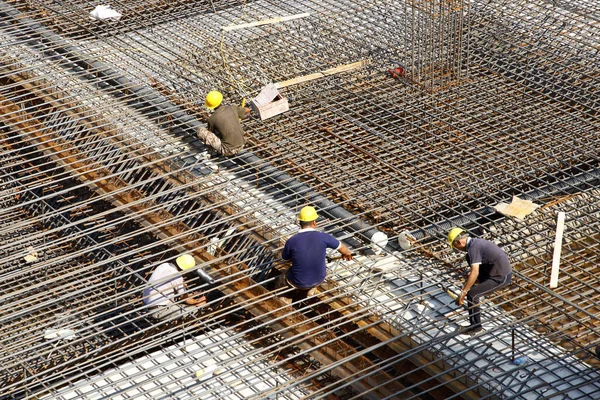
[{"xmin": 197, "ymin": 127, "xmax": 243, "ymax": 156}]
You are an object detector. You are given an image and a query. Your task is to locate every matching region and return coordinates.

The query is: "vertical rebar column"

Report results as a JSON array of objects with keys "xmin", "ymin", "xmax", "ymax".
[{"xmin": 407, "ymin": 0, "xmax": 467, "ymax": 91}]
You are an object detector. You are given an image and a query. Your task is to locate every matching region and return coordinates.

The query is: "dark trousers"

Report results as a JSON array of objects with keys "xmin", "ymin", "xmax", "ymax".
[
  {"xmin": 467, "ymin": 273, "xmax": 511, "ymax": 328},
  {"xmin": 274, "ymin": 272, "xmax": 314, "ymax": 302}
]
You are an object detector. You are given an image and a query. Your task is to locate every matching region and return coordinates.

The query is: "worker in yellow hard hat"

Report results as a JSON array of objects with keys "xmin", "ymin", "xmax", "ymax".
[
  {"xmin": 447, "ymin": 227, "xmax": 465, "ymax": 249},
  {"xmin": 274, "ymin": 206, "xmax": 353, "ymax": 304},
  {"xmin": 448, "ymin": 228, "xmax": 512, "ymax": 336},
  {"xmin": 205, "ymin": 91, "xmax": 223, "ymax": 110},
  {"xmin": 196, "ymin": 91, "xmax": 251, "ymax": 157},
  {"xmin": 298, "ymin": 205, "xmax": 319, "ymax": 222},
  {"xmin": 142, "ymin": 254, "xmax": 207, "ymax": 321}
]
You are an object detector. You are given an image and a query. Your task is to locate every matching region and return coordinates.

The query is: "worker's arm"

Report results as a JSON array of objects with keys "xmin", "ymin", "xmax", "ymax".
[
  {"xmin": 338, "ymin": 243, "xmax": 353, "ymax": 261},
  {"xmin": 182, "ymin": 292, "xmax": 207, "ymax": 306},
  {"xmin": 237, "ymin": 106, "xmax": 251, "ymax": 119},
  {"xmin": 457, "ymin": 264, "xmax": 479, "ymax": 306},
  {"xmin": 206, "ymin": 118, "xmax": 215, "ymax": 132},
  {"xmin": 177, "ymin": 282, "xmax": 207, "ymax": 306},
  {"xmin": 281, "ymin": 241, "xmax": 291, "ymax": 260}
]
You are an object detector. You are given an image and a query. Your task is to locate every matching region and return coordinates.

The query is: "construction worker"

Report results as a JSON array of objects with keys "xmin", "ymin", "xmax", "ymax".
[
  {"xmin": 143, "ymin": 254, "xmax": 206, "ymax": 321},
  {"xmin": 276, "ymin": 206, "xmax": 353, "ymax": 303},
  {"xmin": 196, "ymin": 90, "xmax": 251, "ymax": 156},
  {"xmin": 448, "ymin": 228, "xmax": 512, "ymax": 335}
]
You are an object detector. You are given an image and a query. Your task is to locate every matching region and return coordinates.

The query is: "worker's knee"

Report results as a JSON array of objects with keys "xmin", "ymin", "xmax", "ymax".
[
  {"xmin": 197, "ymin": 128, "xmax": 223, "ymax": 152},
  {"xmin": 220, "ymin": 145, "xmax": 243, "ymax": 156},
  {"xmin": 466, "ymin": 292, "xmax": 480, "ymax": 304},
  {"xmin": 196, "ymin": 126, "xmax": 211, "ymax": 138}
]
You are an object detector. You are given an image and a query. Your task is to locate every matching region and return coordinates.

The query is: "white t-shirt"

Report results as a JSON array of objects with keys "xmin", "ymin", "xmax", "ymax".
[{"xmin": 143, "ymin": 263, "xmax": 185, "ymax": 306}]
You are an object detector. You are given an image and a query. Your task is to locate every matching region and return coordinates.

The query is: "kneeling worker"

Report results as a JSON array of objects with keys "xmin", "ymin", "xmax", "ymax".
[
  {"xmin": 143, "ymin": 254, "xmax": 207, "ymax": 321},
  {"xmin": 448, "ymin": 228, "xmax": 512, "ymax": 335},
  {"xmin": 196, "ymin": 90, "xmax": 251, "ymax": 156},
  {"xmin": 277, "ymin": 206, "xmax": 353, "ymax": 302}
]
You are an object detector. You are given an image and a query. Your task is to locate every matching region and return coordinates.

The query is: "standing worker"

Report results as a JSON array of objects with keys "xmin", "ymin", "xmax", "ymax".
[
  {"xmin": 143, "ymin": 254, "xmax": 207, "ymax": 321},
  {"xmin": 448, "ymin": 228, "xmax": 512, "ymax": 335},
  {"xmin": 196, "ymin": 90, "xmax": 251, "ymax": 156},
  {"xmin": 276, "ymin": 206, "xmax": 353, "ymax": 303}
]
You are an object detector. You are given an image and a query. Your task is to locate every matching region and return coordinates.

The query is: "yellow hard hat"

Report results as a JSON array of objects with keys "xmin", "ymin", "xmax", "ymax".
[
  {"xmin": 205, "ymin": 91, "xmax": 223, "ymax": 109},
  {"xmin": 447, "ymin": 227, "xmax": 465, "ymax": 248},
  {"xmin": 298, "ymin": 206, "xmax": 318, "ymax": 222},
  {"xmin": 176, "ymin": 254, "xmax": 196, "ymax": 271}
]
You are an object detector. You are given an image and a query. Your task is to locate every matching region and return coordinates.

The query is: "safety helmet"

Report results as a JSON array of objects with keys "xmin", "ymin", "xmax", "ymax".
[
  {"xmin": 298, "ymin": 206, "xmax": 318, "ymax": 222},
  {"xmin": 205, "ymin": 91, "xmax": 223, "ymax": 109},
  {"xmin": 176, "ymin": 254, "xmax": 196, "ymax": 271},
  {"xmin": 447, "ymin": 227, "xmax": 465, "ymax": 248}
]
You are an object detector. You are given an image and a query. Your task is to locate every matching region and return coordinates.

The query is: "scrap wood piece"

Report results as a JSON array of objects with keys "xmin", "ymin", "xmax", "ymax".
[
  {"xmin": 275, "ymin": 60, "xmax": 369, "ymax": 89},
  {"xmin": 494, "ymin": 195, "xmax": 540, "ymax": 220},
  {"xmin": 222, "ymin": 13, "xmax": 310, "ymax": 31},
  {"xmin": 540, "ymin": 194, "xmax": 577, "ymax": 210}
]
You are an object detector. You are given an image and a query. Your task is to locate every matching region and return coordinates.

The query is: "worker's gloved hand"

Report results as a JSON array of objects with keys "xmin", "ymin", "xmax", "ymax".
[{"xmin": 325, "ymin": 252, "xmax": 353, "ymax": 263}]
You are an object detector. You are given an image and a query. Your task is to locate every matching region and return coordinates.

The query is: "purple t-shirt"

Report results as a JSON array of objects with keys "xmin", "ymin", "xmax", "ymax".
[{"xmin": 282, "ymin": 230, "xmax": 340, "ymax": 289}]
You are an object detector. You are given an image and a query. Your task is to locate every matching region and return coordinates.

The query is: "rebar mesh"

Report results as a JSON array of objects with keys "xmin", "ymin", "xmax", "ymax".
[{"xmin": 0, "ymin": 0, "xmax": 599, "ymax": 399}]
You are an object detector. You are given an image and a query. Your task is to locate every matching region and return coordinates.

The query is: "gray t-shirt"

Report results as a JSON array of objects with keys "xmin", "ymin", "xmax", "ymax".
[
  {"xmin": 207, "ymin": 105, "xmax": 246, "ymax": 151},
  {"xmin": 466, "ymin": 238, "xmax": 512, "ymax": 281}
]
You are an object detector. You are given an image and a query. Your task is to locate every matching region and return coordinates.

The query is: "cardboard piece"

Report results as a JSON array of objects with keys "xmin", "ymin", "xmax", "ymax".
[
  {"xmin": 494, "ymin": 196, "xmax": 540, "ymax": 220},
  {"xmin": 251, "ymin": 84, "xmax": 289, "ymax": 120}
]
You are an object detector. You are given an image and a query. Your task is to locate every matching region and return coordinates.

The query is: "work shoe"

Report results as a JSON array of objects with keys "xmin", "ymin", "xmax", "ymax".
[
  {"xmin": 456, "ymin": 326, "xmax": 484, "ymax": 336},
  {"xmin": 307, "ymin": 287, "xmax": 317, "ymax": 297},
  {"xmin": 280, "ymin": 297, "xmax": 293, "ymax": 305}
]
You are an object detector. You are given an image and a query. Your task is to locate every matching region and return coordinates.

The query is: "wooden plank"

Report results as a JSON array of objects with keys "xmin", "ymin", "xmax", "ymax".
[
  {"xmin": 275, "ymin": 60, "xmax": 369, "ymax": 88},
  {"xmin": 222, "ymin": 13, "xmax": 310, "ymax": 31},
  {"xmin": 550, "ymin": 211, "xmax": 566, "ymax": 288}
]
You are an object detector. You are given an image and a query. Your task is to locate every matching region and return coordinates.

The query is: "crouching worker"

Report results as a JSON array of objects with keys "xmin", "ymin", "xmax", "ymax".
[
  {"xmin": 275, "ymin": 206, "xmax": 353, "ymax": 304},
  {"xmin": 143, "ymin": 254, "xmax": 207, "ymax": 321},
  {"xmin": 196, "ymin": 90, "xmax": 251, "ymax": 156}
]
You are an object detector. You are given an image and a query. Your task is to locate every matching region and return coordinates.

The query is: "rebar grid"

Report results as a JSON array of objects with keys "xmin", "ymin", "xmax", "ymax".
[
  {"xmin": 0, "ymin": 0, "xmax": 599, "ymax": 399},
  {"xmin": 0, "ymin": 57, "xmax": 413, "ymax": 398}
]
